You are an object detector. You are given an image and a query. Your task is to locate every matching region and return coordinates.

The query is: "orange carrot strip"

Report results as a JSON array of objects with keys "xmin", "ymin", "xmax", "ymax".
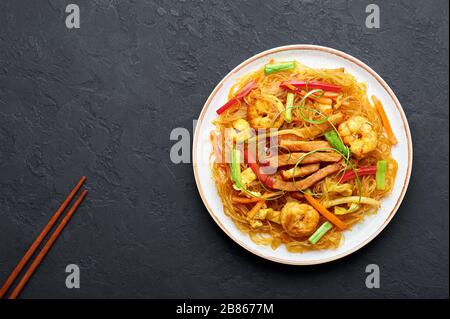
[
  {"xmin": 304, "ymin": 193, "xmax": 347, "ymax": 230},
  {"xmin": 284, "ymin": 83, "xmax": 297, "ymax": 91},
  {"xmin": 232, "ymin": 193, "xmax": 280, "ymax": 204},
  {"xmin": 246, "ymin": 201, "xmax": 265, "ymax": 219},
  {"xmin": 232, "ymin": 197, "xmax": 261, "ymax": 204},
  {"xmin": 372, "ymin": 96, "xmax": 398, "ymax": 145}
]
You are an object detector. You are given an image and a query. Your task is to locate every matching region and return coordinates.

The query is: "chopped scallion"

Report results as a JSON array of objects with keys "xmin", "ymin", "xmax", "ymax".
[
  {"xmin": 284, "ymin": 92, "xmax": 294, "ymax": 123},
  {"xmin": 264, "ymin": 61, "xmax": 296, "ymax": 74},
  {"xmin": 308, "ymin": 221, "xmax": 333, "ymax": 244},
  {"xmin": 324, "ymin": 130, "xmax": 350, "ymax": 159},
  {"xmin": 376, "ymin": 160, "xmax": 387, "ymax": 190},
  {"xmin": 230, "ymin": 148, "xmax": 242, "ymax": 189}
]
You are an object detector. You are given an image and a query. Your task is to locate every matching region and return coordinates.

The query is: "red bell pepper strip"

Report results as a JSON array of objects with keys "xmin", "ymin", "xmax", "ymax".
[
  {"xmin": 280, "ymin": 80, "xmax": 341, "ymax": 92},
  {"xmin": 340, "ymin": 166, "xmax": 377, "ymax": 183},
  {"xmin": 216, "ymin": 80, "xmax": 257, "ymax": 115},
  {"xmin": 243, "ymin": 149, "xmax": 275, "ymax": 188}
]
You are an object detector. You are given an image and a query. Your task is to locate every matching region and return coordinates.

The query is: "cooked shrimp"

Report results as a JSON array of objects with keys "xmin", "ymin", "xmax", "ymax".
[
  {"xmin": 338, "ymin": 116, "xmax": 378, "ymax": 157},
  {"xmin": 247, "ymin": 94, "xmax": 285, "ymax": 128},
  {"xmin": 280, "ymin": 202, "xmax": 320, "ymax": 237}
]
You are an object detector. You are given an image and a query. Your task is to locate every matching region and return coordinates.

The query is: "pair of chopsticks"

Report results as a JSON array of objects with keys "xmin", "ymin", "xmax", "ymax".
[{"xmin": 0, "ymin": 176, "xmax": 88, "ymax": 299}]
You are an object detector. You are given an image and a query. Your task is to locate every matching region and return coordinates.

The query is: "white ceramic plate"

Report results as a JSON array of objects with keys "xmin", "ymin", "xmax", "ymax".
[{"xmin": 193, "ymin": 45, "xmax": 413, "ymax": 265}]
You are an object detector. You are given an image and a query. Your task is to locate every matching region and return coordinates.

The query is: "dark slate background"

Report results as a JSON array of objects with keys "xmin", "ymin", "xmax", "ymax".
[{"xmin": 0, "ymin": 0, "xmax": 448, "ymax": 299}]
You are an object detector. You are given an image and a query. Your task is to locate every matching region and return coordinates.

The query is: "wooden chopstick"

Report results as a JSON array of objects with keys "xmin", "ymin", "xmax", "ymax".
[
  {"xmin": 0, "ymin": 176, "xmax": 87, "ymax": 299},
  {"xmin": 8, "ymin": 189, "xmax": 88, "ymax": 299}
]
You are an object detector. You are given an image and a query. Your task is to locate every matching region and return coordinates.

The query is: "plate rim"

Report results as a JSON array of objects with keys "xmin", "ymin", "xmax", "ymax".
[{"xmin": 192, "ymin": 44, "xmax": 413, "ymax": 265}]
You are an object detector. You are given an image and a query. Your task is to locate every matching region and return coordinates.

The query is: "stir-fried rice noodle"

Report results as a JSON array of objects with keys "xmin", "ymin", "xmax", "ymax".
[{"xmin": 211, "ymin": 61, "xmax": 398, "ymax": 252}]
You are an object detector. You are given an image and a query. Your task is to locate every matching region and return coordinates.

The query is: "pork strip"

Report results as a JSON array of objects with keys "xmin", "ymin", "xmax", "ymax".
[
  {"xmin": 281, "ymin": 163, "xmax": 320, "ymax": 180},
  {"xmin": 270, "ymin": 152, "xmax": 341, "ymax": 167},
  {"xmin": 272, "ymin": 163, "xmax": 342, "ymax": 191}
]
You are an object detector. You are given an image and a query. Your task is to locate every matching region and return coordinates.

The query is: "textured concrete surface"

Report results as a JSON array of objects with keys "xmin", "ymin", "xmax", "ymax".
[{"xmin": 0, "ymin": 0, "xmax": 448, "ymax": 298}]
